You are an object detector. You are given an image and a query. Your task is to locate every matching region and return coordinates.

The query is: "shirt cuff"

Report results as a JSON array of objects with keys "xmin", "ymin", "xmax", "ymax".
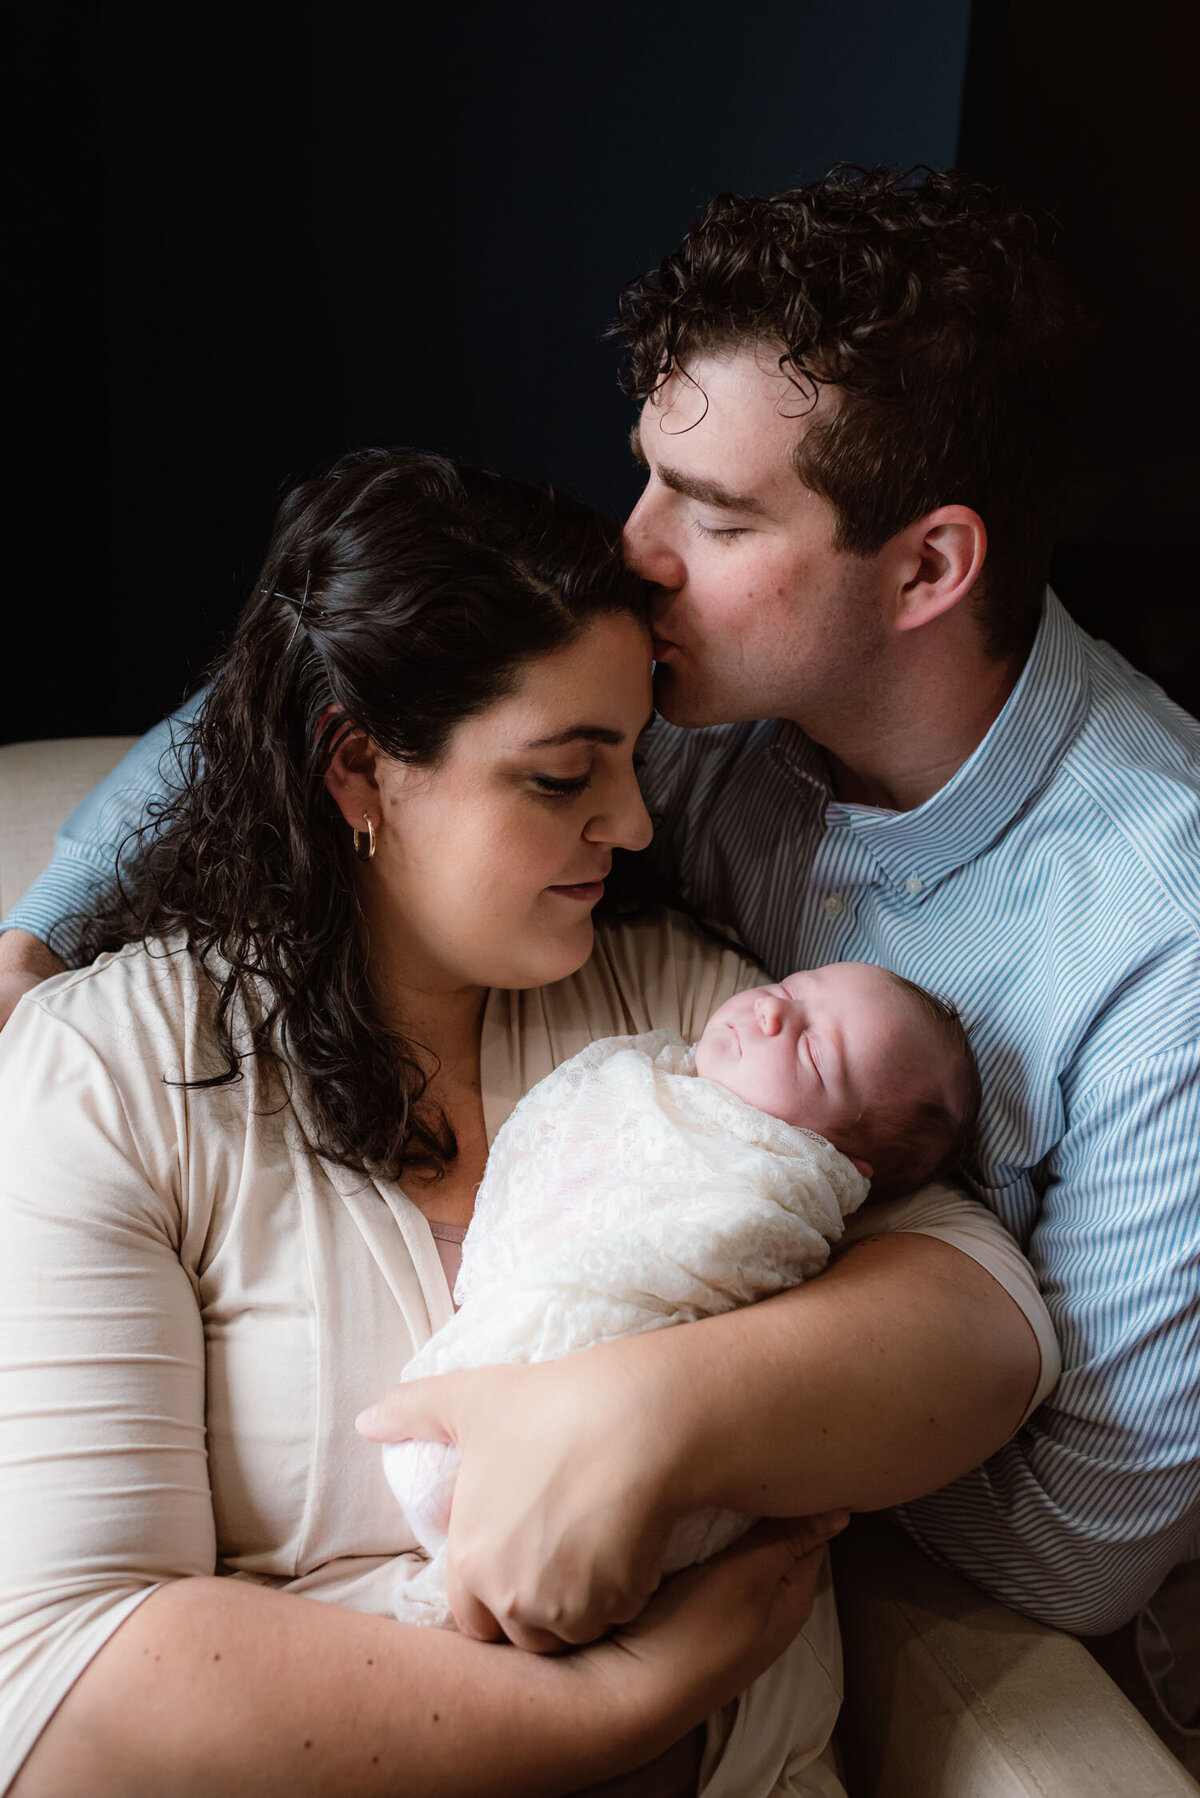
[
  {"xmin": 1, "ymin": 849, "xmax": 114, "ymax": 966},
  {"xmin": 839, "ymin": 1180, "xmax": 1061, "ymax": 1426}
]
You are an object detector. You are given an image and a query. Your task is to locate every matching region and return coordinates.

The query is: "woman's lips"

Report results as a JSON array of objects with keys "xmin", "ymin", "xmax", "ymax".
[{"xmin": 547, "ymin": 880, "xmax": 606, "ymax": 903}]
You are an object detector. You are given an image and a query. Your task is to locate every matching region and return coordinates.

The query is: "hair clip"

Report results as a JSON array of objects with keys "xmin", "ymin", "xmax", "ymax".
[{"xmin": 282, "ymin": 570, "xmax": 312, "ymax": 652}]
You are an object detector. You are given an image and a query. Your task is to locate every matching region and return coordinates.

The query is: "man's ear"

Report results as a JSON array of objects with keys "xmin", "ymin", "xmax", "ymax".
[
  {"xmin": 891, "ymin": 505, "xmax": 987, "ymax": 634},
  {"xmin": 322, "ymin": 713, "xmax": 381, "ymax": 833}
]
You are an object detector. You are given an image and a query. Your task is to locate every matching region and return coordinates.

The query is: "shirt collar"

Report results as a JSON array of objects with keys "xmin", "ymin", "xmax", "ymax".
[{"xmin": 767, "ymin": 590, "xmax": 1090, "ymax": 892}]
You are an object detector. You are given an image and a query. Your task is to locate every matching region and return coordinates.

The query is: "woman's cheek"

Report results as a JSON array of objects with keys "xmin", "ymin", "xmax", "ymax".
[{"xmin": 522, "ymin": 811, "xmax": 576, "ymax": 885}]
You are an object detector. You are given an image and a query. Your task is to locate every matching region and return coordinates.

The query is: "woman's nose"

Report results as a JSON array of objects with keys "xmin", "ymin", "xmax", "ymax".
[{"xmin": 584, "ymin": 772, "xmax": 654, "ymax": 854}]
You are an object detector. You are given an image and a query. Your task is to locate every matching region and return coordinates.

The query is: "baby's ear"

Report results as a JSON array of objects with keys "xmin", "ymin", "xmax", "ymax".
[{"xmin": 849, "ymin": 1156, "xmax": 873, "ymax": 1180}]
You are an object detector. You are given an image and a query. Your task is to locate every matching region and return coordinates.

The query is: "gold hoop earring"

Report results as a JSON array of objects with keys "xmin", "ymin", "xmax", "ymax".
[{"xmin": 352, "ymin": 813, "xmax": 377, "ymax": 861}]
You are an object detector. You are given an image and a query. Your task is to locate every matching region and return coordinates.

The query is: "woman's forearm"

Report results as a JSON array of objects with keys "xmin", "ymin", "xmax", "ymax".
[
  {"xmin": 12, "ymin": 1576, "xmax": 627, "ymax": 1798},
  {"xmin": 13, "ymin": 1519, "xmax": 837, "ymax": 1797}
]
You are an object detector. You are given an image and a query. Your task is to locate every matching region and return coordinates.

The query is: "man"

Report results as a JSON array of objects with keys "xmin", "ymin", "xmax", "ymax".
[{"xmin": 2, "ymin": 168, "xmax": 1197, "ymax": 1733}]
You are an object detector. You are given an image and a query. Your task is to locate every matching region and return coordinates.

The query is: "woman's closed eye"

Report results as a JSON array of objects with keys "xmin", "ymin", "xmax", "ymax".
[{"xmin": 530, "ymin": 772, "xmax": 592, "ymax": 798}]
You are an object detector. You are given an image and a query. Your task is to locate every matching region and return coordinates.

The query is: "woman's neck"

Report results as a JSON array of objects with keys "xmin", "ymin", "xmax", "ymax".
[
  {"xmin": 371, "ymin": 964, "xmax": 488, "ymax": 1076},
  {"xmin": 368, "ymin": 961, "xmax": 490, "ymax": 1220}
]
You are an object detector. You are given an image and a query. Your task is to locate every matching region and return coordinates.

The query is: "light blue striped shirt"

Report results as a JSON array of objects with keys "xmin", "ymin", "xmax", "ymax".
[
  {"xmin": 635, "ymin": 591, "xmax": 1200, "ymax": 1633},
  {"xmin": 6, "ymin": 591, "xmax": 1199, "ymax": 1632}
]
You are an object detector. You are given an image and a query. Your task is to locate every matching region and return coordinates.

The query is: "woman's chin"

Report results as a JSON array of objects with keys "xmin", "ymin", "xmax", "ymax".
[{"xmin": 505, "ymin": 915, "xmax": 596, "ymax": 991}]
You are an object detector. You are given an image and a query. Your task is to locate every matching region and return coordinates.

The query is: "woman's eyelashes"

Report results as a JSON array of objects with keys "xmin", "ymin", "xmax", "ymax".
[{"xmin": 529, "ymin": 771, "xmax": 592, "ymax": 798}]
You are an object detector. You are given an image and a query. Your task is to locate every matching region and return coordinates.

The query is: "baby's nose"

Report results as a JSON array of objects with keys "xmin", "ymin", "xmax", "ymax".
[{"xmin": 754, "ymin": 994, "xmax": 785, "ymax": 1034}]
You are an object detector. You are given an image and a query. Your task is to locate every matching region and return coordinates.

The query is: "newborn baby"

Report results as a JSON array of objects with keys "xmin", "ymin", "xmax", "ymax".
[{"xmin": 384, "ymin": 961, "xmax": 978, "ymax": 1625}]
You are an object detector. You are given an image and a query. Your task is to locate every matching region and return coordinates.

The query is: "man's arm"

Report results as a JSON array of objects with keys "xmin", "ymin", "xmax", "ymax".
[
  {"xmin": 897, "ymin": 1038, "xmax": 1200, "ymax": 1635},
  {"xmin": 0, "ymin": 694, "xmax": 206, "ymax": 975},
  {"xmin": 374, "ymin": 1041, "xmax": 1200, "ymax": 1646},
  {"xmin": 360, "ymin": 1227, "xmax": 1043, "ymax": 1649},
  {"xmin": 0, "ymin": 931, "xmax": 66, "ymax": 1028}
]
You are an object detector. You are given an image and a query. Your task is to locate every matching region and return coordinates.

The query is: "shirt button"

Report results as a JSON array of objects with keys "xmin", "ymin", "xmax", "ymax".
[
  {"xmin": 823, "ymin": 893, "xmax": 846, "ymax": 918},
  {"xmin": 903, "ymin": 875, "xmax": 924, "ymax": 896}
]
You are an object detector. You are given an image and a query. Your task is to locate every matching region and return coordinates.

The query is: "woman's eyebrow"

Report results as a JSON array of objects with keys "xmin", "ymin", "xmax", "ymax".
[
  {"xmin": 525, "ymin": 711, "xmax": 656, "ymax": 751},
  {"xmin": 523, "ymin": 726, "xmax": 624, "ymax": 749}
]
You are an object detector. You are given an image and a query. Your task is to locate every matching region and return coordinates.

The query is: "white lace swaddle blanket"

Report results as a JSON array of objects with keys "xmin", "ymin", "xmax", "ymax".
[{"xmin": 383, "ymin": 1028, "xmax": 869, "ymax": 1625}]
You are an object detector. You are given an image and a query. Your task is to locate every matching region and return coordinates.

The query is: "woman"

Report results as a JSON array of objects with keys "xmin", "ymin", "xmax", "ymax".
[{"xmin": 0, "ymin": 450, "xmax": 1051, "ymax": 1795}]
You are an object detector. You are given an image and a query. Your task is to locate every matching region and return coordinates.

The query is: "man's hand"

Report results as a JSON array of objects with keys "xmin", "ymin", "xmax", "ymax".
[
  {"xmin": 358, "ymin": 1345, "xmax": 692, "ymax": 1652},
  {"xmin": 0, "ymin": 930, "xmax": 65, "ymax": 1029},
  {"xmin": 359, "ymin": 1234, "xmax": 1040, "ymax": 1650}
]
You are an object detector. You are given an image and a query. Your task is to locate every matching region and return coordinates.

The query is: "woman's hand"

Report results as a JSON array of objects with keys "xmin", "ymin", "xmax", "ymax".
[
  {"xmin": 358, "ymin": 1343, "xmax": 701, "ymax": 1650},
  {"xmin": 573, "ymin": 1512, "xmax": 846, "ymax": 1762}
]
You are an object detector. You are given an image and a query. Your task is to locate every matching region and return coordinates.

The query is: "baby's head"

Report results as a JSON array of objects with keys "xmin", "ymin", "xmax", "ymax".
[{"xmin": 694, "ymin": 963, "xmax": 979, "ymax": 1198}]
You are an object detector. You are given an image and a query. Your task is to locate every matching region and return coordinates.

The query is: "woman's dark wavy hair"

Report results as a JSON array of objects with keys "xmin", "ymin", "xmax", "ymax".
[
  {"xmin": 78, "ymin": 448, "xmax": 651, "ymax": 1179},
  {"xmin": 615, "ymin": 165, "xmax": 1087, "ymax": 658}
]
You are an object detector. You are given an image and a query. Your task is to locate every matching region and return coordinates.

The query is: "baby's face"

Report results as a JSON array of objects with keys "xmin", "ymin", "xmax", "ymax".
[{"xmin": 694, "ymin": 962, "xmax": 957, "ymax": 1172}]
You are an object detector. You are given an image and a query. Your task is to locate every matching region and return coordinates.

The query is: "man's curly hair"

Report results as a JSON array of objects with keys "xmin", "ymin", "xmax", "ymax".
[{"xmin": 615, "ymin": 166, "xmax": 1086, "ymax": 658}]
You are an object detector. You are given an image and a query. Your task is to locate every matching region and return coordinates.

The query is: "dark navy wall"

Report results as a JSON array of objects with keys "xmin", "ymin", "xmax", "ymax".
[
  {"xmin": 294, "ymin": 0, "xmax": 974, "ymax": 518},
  {"xmin": 956, "ymin": 0, "xmax": 1200, "ymax": 713},
  {"xmin": 13, "ymin": 1, "xmax": 973, "ymax": 743}
]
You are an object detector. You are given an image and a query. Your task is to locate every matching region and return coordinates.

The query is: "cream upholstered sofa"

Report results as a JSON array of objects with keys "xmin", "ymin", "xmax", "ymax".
[
  {"xmin": 1, "ymin": 735, "xmax": 1196, "ymax": 1798},
  {"xmin": 0, "ymin": 737, "xmax": 140, "ymax": 917}
]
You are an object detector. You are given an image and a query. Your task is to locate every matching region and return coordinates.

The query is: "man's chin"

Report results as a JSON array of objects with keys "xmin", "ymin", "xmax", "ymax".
[{"xmin": 653, "ymin": 663, "xmax": 741, "ymax": 731}]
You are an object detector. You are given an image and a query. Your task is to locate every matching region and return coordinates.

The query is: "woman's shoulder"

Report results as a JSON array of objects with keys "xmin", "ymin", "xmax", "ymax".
[
  {"xmin": 574, "ymin": 910, "xmax": 766, "ymax": 1042},
  {"xmin": 0, "ymin": 938, "xmax": 267, "ymax": 1210},
  {"xmin": 10, "ymin": 937, "xmax": 218, "ymax": 1074}
]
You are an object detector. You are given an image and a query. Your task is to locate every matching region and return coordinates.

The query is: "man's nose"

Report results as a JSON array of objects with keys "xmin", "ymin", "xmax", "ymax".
[{"xmin": 623, "ymin": 494, "xmax": 686, "ymax": 592}]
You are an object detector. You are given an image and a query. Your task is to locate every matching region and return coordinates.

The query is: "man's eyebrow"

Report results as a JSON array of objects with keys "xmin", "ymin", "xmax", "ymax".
[
  {"xmin": 655, "ymin": 464, "xmax": 768, "ymax": 515},
  {"xmin": 630, "ymin": 420, "xmax": 766, "ymax": 515}
]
